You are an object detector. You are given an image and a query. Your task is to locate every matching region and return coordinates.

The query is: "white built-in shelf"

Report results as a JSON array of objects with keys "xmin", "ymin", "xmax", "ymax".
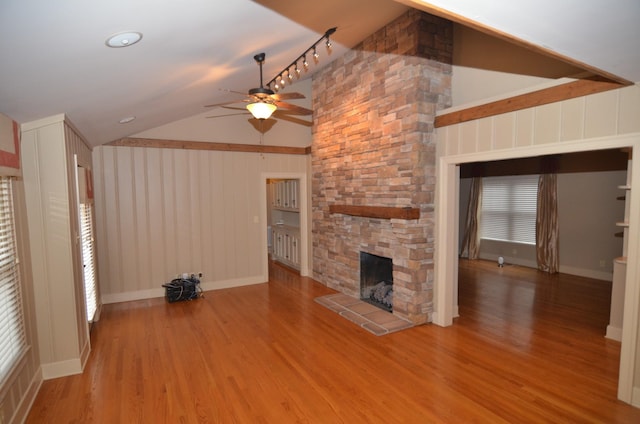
[
  {"xmin": 615, "ymin": 256, "xmax": 628, "ymax": 265},
  {"xmin": 616, "ymin": 221, "xmax": 629, "ymax": 228},
  {"xmin": 618, "ymin": 185, "xmax": 631, "ymax": 190}
]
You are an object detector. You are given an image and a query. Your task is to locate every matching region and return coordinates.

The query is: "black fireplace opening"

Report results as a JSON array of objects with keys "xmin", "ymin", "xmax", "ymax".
[{"xmin": 360, "ymin": 251, "xmax": 393, "ymax": 312}]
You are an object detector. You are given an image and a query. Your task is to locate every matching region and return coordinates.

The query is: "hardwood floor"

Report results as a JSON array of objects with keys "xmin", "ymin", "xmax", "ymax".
[{"xmin": 26, "ymin": 260, "xmax": 640, "ymax": 423}]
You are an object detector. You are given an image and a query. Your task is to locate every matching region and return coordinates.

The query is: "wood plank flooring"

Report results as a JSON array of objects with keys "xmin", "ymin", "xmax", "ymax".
[{"xmin": 25, "ymin": 260, "xmax": 640, "ymax": 423}]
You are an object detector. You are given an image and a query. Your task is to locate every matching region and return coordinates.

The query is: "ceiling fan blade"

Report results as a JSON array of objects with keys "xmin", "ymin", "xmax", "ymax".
[
  {"xmin": 219, "ymin": 88, "xmax": 248, "ymax": 96},
  {"xmin": 272, "ymin": 111, "xmax": 312, "ymax": 127},
  {"xmin": 205, "ymin": 112, "xmax": 250, "ymax": 119},
  {"xmin": 274, "ymin": 100, "xmax": 312, "ymax": 116},
  {"xmin": 222, "ymin": 106, "xmax": 247, "ymax": 111},
  {"xmin": 271, "ymin": 92, "xmax": 305, "ymax": 101},
  {"xmin": 204, "ymin": 100, "xmax": 244, "ymax": 108},
  {"xmin": 205, "ymin": 88, "xmax": 252, "ymax": 107}
]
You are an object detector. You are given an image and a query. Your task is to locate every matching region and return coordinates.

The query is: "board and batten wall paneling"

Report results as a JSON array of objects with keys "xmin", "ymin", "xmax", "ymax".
[
  {"xmin": 440, "ymin": 84, "xmax": 640, "ymax": 155},
  {"xmin": 93, "ymin": 145, "xmax": 307, "ymax": 302}
]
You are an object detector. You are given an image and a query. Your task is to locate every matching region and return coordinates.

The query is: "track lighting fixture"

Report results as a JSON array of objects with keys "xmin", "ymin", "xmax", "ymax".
[{"xmin": 266, "ymin": 27, "xmax": 336, "ymax": 91}]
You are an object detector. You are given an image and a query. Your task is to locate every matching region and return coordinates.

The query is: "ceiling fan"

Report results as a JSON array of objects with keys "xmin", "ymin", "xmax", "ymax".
[{"xmin": 205, "ymin": 52, "xmax": 312, "ymax": 125}]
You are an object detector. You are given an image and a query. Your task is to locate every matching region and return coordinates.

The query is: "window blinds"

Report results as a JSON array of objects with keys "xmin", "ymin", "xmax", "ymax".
[
  {"xmin": 0, "ymin": 177, "xmax": 26, "ymax": 385},
  {"xmin": 80, "ymin": 203, "xmax": 97, "ymax": 322},
  {"xmin": 480, "ymin": 175, "xmax": 538, "ymax": 245}
]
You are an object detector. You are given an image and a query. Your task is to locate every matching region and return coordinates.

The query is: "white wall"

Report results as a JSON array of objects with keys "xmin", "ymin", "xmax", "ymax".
[
  {"xmin": 558, "ymin": 171, "xmax": 626, "ymax": 279},
  {"xmin": 93, "ymin": 147, "xmax": 308, "ymax": 302},
  {"xmin": 93, "ymin": 79, "xmax": 313, "ymax": 302}
]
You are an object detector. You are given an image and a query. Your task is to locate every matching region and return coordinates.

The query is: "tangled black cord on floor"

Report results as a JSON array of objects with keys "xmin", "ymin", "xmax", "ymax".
[{"xmin": 162, "ymin": 274, "xmax": 203, "ymax": 303}]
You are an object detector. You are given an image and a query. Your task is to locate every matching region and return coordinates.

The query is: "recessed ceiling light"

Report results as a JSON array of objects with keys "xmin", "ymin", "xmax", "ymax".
[
  {"xmin": 119, "ymin": 116, "xmax": 136, "ymax": 124},
  {"xmin": 106, "ymin": 31, "xmax": 143, "ymax": 48}
]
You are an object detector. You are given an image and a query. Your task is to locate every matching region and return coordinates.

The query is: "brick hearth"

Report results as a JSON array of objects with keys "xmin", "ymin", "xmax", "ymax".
[{"xmin": 311, "ymin": 10, "xmax": 452, "ymax": 324}]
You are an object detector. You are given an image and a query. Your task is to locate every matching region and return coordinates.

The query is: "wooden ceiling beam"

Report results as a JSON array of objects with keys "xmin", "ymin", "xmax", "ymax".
[
  {"xmin": 106, "ymin": 137, "xmax": 309, "ymax": 155},
  {"xmin": 435, "ymin": 77, "xmax": 625, "ymax": 128}
]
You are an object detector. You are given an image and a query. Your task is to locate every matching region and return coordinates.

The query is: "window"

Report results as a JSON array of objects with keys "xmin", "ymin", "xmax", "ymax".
[
  {"xmin": 80, "ymin": 202, "xmax": 97, "ymax": 322},
  {"xmin": 0, "ymin": 177, "xmax": 26, "ymax": 385},
  {"xmin": 480, "ymin": 175, "xmax": 538, "ymax": 245}
]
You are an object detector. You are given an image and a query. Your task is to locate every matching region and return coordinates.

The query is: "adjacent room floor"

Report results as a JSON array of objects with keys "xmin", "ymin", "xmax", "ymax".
[{"xmin": 26, "ymin": 260, "xmax": 640, "ymax": 423}]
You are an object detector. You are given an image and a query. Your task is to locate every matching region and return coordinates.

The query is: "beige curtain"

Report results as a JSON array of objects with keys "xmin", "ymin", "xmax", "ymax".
[
  {"xmin": 536, "ymin": 173, "xmax": 559, "ymax": 273},
  {"xmin": 461, "ymin": 177, "xmax": 482, "ymax": 259}
]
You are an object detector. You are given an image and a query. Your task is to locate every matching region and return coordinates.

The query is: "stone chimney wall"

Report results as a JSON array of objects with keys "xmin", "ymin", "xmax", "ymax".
[{"xmin": 311, "ymin": 10, "xmax": 452, "ymax": 324}]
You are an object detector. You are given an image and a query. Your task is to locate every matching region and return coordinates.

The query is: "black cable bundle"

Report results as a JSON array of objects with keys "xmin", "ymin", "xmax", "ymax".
[{"xmin": 162, "ymin": 274, "xmax": 203, "ymax": 303}]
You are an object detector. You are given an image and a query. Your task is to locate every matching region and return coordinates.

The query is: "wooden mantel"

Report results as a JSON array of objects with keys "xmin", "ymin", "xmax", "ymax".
[{"xmin": 329, "ymin": 205, "xmax": 420, "ymax": 220}]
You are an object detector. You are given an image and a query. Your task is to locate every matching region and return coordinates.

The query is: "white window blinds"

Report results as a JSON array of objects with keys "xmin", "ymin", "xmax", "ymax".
[
  {"xmin": 480, "ymin": 175, "xmax": 538, "ymax": 245},
  {"xmin": 80, "ymin": 203, "xmax": 97, "ymax": 322},
  {"xmin": 0, "ymin": 177, "xmax": 26, "ymax": 386}
]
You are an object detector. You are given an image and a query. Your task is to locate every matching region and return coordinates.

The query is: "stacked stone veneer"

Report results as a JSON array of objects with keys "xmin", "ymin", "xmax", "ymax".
[{"xmin": 311, "ymin": 10, "xmax": 452, "ymax": 324}]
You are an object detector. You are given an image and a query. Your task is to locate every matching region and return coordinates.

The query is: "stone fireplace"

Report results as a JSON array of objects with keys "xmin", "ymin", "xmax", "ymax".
[{"xmin": 311, "ymin": 10, "xmax": 452, "ymax": 324}]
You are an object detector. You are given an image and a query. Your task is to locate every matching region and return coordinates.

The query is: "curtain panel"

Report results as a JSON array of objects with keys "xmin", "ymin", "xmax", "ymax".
[
  {"xmin": 536, "ymin": 173, "xmax": 559, "ymax": 273},
  {"xmin": 461, "ymin": 177, "xmax": 482, "ymax": 259}
]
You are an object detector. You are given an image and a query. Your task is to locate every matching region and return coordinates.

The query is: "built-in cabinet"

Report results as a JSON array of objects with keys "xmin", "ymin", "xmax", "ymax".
[
  {"xmin": 268, "ymin": 179, "xmax": 300, "ymax": 270},
  {"xmin": 608, "ymin": 151, "xmax": 632, "ymax": 341}
]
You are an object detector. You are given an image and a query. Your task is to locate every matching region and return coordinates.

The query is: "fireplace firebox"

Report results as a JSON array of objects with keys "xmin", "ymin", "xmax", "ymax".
[{"xmin": 360, "ymin": 251, "xmax": 393, "ymax": 312}]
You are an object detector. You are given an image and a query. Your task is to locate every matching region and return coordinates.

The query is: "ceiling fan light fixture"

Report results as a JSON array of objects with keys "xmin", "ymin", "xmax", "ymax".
[{"xmin": 247, "ymin": 101, "xmax": 277, "ymax": 120}]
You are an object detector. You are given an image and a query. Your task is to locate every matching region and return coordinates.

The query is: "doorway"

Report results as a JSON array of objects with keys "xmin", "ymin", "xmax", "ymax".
[
  {"xmin": 435, "ymin": 133, "xmax": 640, "ymax": 404},
  {"xmin": 260, "ymin": 173, "xmax": 309, "ymax": 280}
]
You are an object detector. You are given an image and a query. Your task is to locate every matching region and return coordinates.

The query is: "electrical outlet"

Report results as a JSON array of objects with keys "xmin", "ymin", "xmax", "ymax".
[
  {"xmin": 600, "ymin": 260, "xmax": 606, "ymax": 268},
  {"xmin": 511, "ymin": 249, "xmax": 517, "ymax": 255}
]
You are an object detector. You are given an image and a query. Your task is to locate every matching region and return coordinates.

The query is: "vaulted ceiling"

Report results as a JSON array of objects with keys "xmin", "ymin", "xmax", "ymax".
[{"xmin": 0, "ymin": 0, "xmax": 638, "ymax": 147}]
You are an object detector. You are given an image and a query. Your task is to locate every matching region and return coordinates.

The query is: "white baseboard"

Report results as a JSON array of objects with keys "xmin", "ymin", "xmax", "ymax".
[
  {"xmin": 102, "ymin": 287, "xmax": 165, "ymax": 304},
  {"xmin": 559, "ymin": 265, "xmax": 613, "ymax": 282},
  {"xmin": 80, "ymin": 337, "xmax": 91, "ymax": 370},
  {"xmin": 479, "ymin": 253, "xmax": 614, "ymax": 282},
  {"xmin": 41, "ymin": 358, "xmax": 83, "ymax": 380},
  {"xmin": 605, "ymin": 325, "xmax": 622, "ymax": 342},
  {"xmin": 102, "ymin": 275, "xmax": 267, "ymax": 304},
  {"xmin": 478, "ymin": 253, "xmax": 537, "ymax": 269},
  {"xmin": 11, "ymin": 366, "xmax": 43, "ymax": 424},
  {"xmin": 632, "ymin": 386, "xmax": 640, "ymax": 408}
]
